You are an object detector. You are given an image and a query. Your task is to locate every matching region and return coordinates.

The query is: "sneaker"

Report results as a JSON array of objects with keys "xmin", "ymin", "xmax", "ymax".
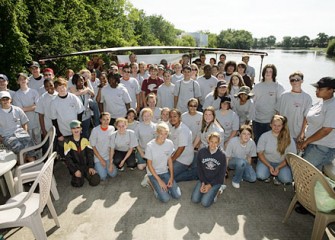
[
  {"xmin": 273, "ymin": 177, "xmax": 281, "ymax": 186},
  {"xmin": 214, "ymin": 184, "xmax": 226, "ymax": 202},
  {"xmin": 130, "ymin": 167, "xmax": 135, "ymax": 171},
  {"xmin": 232, "ymin": 181, "xmax": 240, "ymax": 189},
  {"xmin": 264, "ymin": 177, "xmax": 271, "ymax": 183},
  {"xmin": 119, "ymin": 166, "xmax": 125, "ymax": 172},
  {"xmin": 141, "ymin": 174, "xmax": 149, "ymax": 187}
]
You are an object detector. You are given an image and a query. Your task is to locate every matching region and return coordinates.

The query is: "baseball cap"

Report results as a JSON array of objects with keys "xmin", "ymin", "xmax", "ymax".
[
  {"xmin": 30, "ymin": 61, "xmax": 40, "ymax": 68},
  {"xmin": 217, "ymin": 80, "xmax": 228, "ymax": 88},
  {"xmin": 0, "ymin": 91, "xmax": 11, "ymax": 99},
  {"xmin": 0, "ymin": 74, "xmax": 8, "ymax": 81},
  {"xmin": 69, "ymin": 120, "xmax": 82, "ymax": 129},
  {"xmin": 311, "ymin": 77, "xmax": 335, "ymax": 89}
]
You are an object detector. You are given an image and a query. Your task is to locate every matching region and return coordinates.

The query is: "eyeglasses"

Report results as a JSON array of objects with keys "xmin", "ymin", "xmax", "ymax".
[
  {"xmin": 191, "ymin": 69, "xmax": 198, "ymax": 71},
  {"xmin": 123, "ymin": 71, "xmax": 131, "ymax": 73},
  {"xmin": 290, "ymin": 78, "xmax": 302, "ymax": 82},
  {"xmin": 44, "ymin": 74, "xmax": 52, "ymax": 76},
  {"xmin": 189, "ymin": 105, "xmax": 198, "ymax": 107}
]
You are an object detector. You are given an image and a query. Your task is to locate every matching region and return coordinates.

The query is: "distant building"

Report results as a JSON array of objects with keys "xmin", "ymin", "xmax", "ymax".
[{"xmin": 182, "ymin": 32, "xmax": 208, "ymax": 47}]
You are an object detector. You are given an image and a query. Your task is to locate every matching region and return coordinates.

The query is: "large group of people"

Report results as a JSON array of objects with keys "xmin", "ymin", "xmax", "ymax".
[{"xmin": 1, "ymin": 52, "xmax": 334, "ymax": 208}]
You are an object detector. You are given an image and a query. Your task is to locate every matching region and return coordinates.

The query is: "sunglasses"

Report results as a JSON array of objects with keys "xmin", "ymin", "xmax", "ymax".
[
  {"xmin": 191, "ymin": 69, "xmax": 198, "ymax": 71},
  {"xmin": 188, "ymin": 105, "xmax": 198, "ymax": 107},
  {"xmin": 290, "ymin": 78, "xmax": 302, "ymax": 82}
]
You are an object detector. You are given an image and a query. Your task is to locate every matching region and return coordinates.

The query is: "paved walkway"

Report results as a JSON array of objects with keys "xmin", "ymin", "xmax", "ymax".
[{"xmin": 0, "ymin": 160, "xmax": 331, "ymax": 240}]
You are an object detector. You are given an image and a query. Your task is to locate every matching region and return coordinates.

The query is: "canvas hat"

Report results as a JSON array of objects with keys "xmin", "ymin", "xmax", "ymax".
[
  {"xmin": 29, "ymin": 61, "xmax": 40, "ymax": 68},
  {"xmin": 0, "ymin": 74, "xmax": 8, "ymax": 81},
  {"xmin": 311, "ymin": 77, "xmax": 335, "ymax": 89},
  {"xmin": 69, "ymin": 120, "xmax": 82, "ymax": 129},
  {"xmin": 0, "ymin": 91, "xmax": 11, "ymax": 99},
  {"xmin": 217, "ymin": 80, "xmax": 228, "ymax": 88},
  {"xmin": 234, "ymin": 86, "xmax": 254, "ymax": 97}
]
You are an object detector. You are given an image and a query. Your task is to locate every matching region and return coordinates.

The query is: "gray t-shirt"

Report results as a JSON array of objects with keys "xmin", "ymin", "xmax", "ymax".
[
  {"xmin": 110, "ymin": 129, "xmax": 138, "ymax": 152},
  {"xmin": 174, "ymin": 80, "xmax": 201, "ymax": 113},
  {"xmin": 169, "ymin": 122, "xmax": 194, "ymax": 165},
  {"xmin": 196, "ymin": 76, "xmax": 218, "ymax": 105},
  {"xmin": 225, "ymin": 136, "xmax": 257, "ymax": 159},
  {"xmin": 135, "ymin": 122, "xmax": 157, "ymax": 149},
  {"xmin": 89, "ymin": 125, "xmax": 115, "ymax": 162},
  {"xmin": 257, "ymin": 131, "xmax": 296, "ymax": 163},
  {"xmin": 157, "ymin": 83, "xmax": 175, "ymax": 109},
  {"xmin": 253, "ymin": 81, "xmax": 285, "ymax": 123},
  {"xmin": 100, "ymin": 85, "xmax": 132, "ymax": 119},
  {"xmin": 215, "ymin": 109, "xmax": 239, "ymax": 140},
  {"xmin": 231, "ymin": 98, "xmax": 255, "ymax": 126},
  {"xmin": 276, "ymin": 90, "xmax": 312, "ymax": 138},
  {"xmin": 145, "ymin": 138, "xmax": 175, "ymax": 175},
  {"xmin": 28, "ymin": 75, "xmax": 45, "ymax": 96},
  {"xmin": 120, "ymin": 78, "xmax": 141, "ymax": 109},
  {"xmin": 203, "ymin": 92, "xmax": 221, "ymax": 111},
  {"xmin": 0, "ymin": 105, "xmax": 29, "ymax": 137},
  {"xmin": 13, "ymin": 88, "xmax": 40, "ymax": 130},
  {"xmin": 181, "ymin": 111, "xmax": 203, "ymax": 142},
  {"xmin": 198, "ymin": 123, "xmax": 225, "ymax": 149},
  {"xmin": 305, "ymin": 98, "xmax": 335, "ymax": 148}
]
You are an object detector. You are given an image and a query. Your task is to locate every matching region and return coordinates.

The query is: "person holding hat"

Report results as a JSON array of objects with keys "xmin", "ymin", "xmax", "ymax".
[
  {"xmin": 0, "ymin": 91, "xmax": 36, "ymax": 162},
  {"xmin": 232, "ymin": 85, "xmax": 255, "ymax": 127},
  {"xmin": 28, "ymin": 61, "xmax": 45, "ymax": 96},
  {"xmin": 297, "ymin": 77, "xmax": 335, "ymax": 170},
  {"xmin": 0, "ymin": 74, "xmax": 15, "ymax": 98},
  {"xmin": 276, "ymin": 71, "xmax": 312, "ymax": 140},
  {"xmin": 203, "ymin": 80, "xmax": 229, "ymax": 111},
  {"xmin": 64, "ymin": 120, "xmax": 100, "ymax": 187},
  {"xmin": 215, "ymin": 96, "xmax": 239, "ymax": 148}
]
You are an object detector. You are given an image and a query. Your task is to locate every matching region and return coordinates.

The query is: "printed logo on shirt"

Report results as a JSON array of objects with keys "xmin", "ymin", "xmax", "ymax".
[
  {"xmin": 268, "ymin": 91, "xmax": 276, "ymax": 96},
  {"xmin": 202, "ymin": 157, "xmax": 221, "ymax": 170}
]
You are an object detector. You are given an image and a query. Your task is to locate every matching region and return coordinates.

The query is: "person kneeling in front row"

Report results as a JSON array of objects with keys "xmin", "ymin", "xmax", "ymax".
[
  {"xmin": 191, "ymin": 132, "xmax": 227, "ymax": 207},
  {"xmin": 64, "ymin": 120, "xmax": 100, "ymax": 187},
  {"xmin": 145, "ymin": 122, "xmax": 181, "ymax": 203}
]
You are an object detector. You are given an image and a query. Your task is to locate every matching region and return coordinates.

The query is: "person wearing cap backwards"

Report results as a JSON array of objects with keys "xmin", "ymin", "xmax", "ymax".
[
  {"xmin": 64, "ymin": 120, "xmax": 100, "ymax": 187},
  {"xmin": 13, "ymin": 73, "xmax": 41, "ymax": 149},
  {"xmin": 0, "ymin": 91, "xmax": 36, "ymax": 162},
  {"xmin": 0, "ymin": 74, "xmax": 16, "ymax": 98},
  {"xmin": 28, "ymin": 61, "xmax": 45, "ymax": 96},
  {"xmin": 297, "ymin": 77, "xmax": 335, "ymax": 170},
  {"xmin": 275, "ymin": 71, "xmax": 312, "ymax": 141}
]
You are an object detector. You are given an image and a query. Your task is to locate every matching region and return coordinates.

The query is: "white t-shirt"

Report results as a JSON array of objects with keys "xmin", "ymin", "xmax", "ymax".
[
  {"xmin": 157, "ymin": 83, "xmax": 175, "ymax": 109},
  {"xmin": 110, "ymin": 129, "xmax": 138, "ymax": 152},
  {"xmin": 215, "ymin": 109, "xmax": 239, "ymax": 140},
  {"xmin": 225, "ymin": 136, "xmax": 257, "ymax": 159},
  {"xmin": 28, "ymin": 75, "xmax": 45, "ymax": 96},
  {"xmin": 135, "ymin": 122, "xmax": 157, "ymax": 149},
  {"xmin": 174, "ymin": 80, "xmax": 201, "ymax": 113},
  {"xmin": 145, "ymin": 138, "xmax": 175, "ymax": 175},
  {"xmin": 35, "ymin": 91, "xmax": 58, "ymax": 132},
  {"xmin": 181, "ymin": 112, "xmax": 203, "ymax": 142},
  {"xmin": 120, "ymin": 77, "xmax": 141, "ymax": 109},
  {"xmin": 203, "ymin": 92, "xmax": 221, "ymax": 111},
  {"xmin": 196, "ymin": 76, "xmax": 218, "ymax": 105},
  {"xmin": 198, "ymin": 123, "xmax": 225, "ymax": 149},
  {"xmin": 231, "ymin": 98, "xmax": 255, "ymax": 126}
]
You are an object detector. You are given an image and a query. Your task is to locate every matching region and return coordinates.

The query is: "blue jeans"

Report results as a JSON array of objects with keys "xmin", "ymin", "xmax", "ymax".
[
  {"xmin": 256, "ymin": 161, "xmax": 292, "ymax": 184},
  {"xmin": 228, "ymin": 157, "xmax": 256, "ymax": 184},
  {"xmin": 303, "ymin": 144, "xmax": 335, "ymax": 170},
  {"xmin": 173, "ymin": 160, "xmax": 198, "ymax": 182},
  {"xmin": 95, "ymin": 160, "xmax": 118, "ymax": 180},
  {"xmin": 148, "ymin": 173, "xmax": 181, "ymax": 203},
  {"xmin": 135, "ymin": 150, "xmax": 147, "ymax": 164},
  {"xmin": 81, "ymin": 118, "xmax": 91, "ymax": 139},
  {"xmin": 89, "ymin": 99, "xmax": 100, "ymax": 127},
  {"xmin": 191, "ymin": 181, "xmax": 221, "ymax": 208},
  {"xmin": 252, "ymin": 121, "xmax": 271, "ymax": 144}
]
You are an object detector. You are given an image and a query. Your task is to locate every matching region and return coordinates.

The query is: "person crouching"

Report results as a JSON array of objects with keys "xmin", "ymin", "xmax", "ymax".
[{"xmin": 64, "ymin": 120, "xmax": 100, "ymax": 187}]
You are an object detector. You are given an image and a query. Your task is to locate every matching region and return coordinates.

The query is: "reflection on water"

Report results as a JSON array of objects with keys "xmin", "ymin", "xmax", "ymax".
[{"xmin": 208, "ymin": 49, "xmax": 335, "ymax": 103}]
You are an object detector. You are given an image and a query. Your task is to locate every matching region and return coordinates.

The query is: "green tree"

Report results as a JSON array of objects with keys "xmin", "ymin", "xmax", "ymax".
[
  {"xmin": 176, "ymin": 35, "xmax": 196, "ymax": 47},
  {"xmin": 207, "ymin": 33, "xmax": 217, "ymax": 48},
  {"xmin": 315, "ymin": 32, "xmax": 329, "ymax": 48},
  {"xmin": 147, "ymin": 15, "xmax": 177, "ymax": 46},
  {"xmin": 282, "ymin": 36, "xmax": 292, "ymax": 48},
  {"xmin": 326, "ymin": 39, "xmax": 335, "ymax": 57},
  {"xmin": 217, "ymin": 29, "xmax": 253, "ymax": 49},
  {"xmin": 298, "ymin": 36, "xmax": 310, "ymax": 48},
  {"xmin": 267, "ymin": 35, "xmax": 276, "ymax": 48},
  {"xmin": 0, "ymin": 0, "xmax": 30, "ymax": 87}
]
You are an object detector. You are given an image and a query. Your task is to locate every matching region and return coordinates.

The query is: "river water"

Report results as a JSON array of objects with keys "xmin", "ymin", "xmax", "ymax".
[{"xmin": 216, "ymin": 49, "xmax": 335, "ymax": 102}]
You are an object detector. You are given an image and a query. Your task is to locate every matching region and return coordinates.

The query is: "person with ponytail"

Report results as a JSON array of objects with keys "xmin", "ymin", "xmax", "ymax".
[{"xmin": 256, "ymin": 115, "xmax": 296, "ymax": 185}]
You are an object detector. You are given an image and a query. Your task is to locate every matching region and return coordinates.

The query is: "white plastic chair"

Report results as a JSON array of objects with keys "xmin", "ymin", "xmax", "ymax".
[
  {"xmin": 0, "ymin": 152, "xmax": 60, "ymax": 240},
  {"xmin": 15, "ymin": 126, "xmax": 60, "ymax": 200}
]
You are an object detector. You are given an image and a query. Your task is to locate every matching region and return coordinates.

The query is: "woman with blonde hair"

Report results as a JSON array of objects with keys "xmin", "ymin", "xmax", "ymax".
[
  {"xmin": 256, "ymin": 115, "xmax": 296, "ymax": 185},
  {"xmin": 190, "ymin": 63, "xmax": 199, "ymax": 80}
]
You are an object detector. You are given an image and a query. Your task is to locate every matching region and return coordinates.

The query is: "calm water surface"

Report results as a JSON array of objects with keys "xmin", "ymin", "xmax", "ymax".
[{"xmin": 211, "ymin": 49, "xmax": 335, "ymax": 102}]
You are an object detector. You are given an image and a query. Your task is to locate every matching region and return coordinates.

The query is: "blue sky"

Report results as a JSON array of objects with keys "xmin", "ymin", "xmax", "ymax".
[{"xmin": 128, "ymin": 0, "xmax": 335, "ymax": 41}]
